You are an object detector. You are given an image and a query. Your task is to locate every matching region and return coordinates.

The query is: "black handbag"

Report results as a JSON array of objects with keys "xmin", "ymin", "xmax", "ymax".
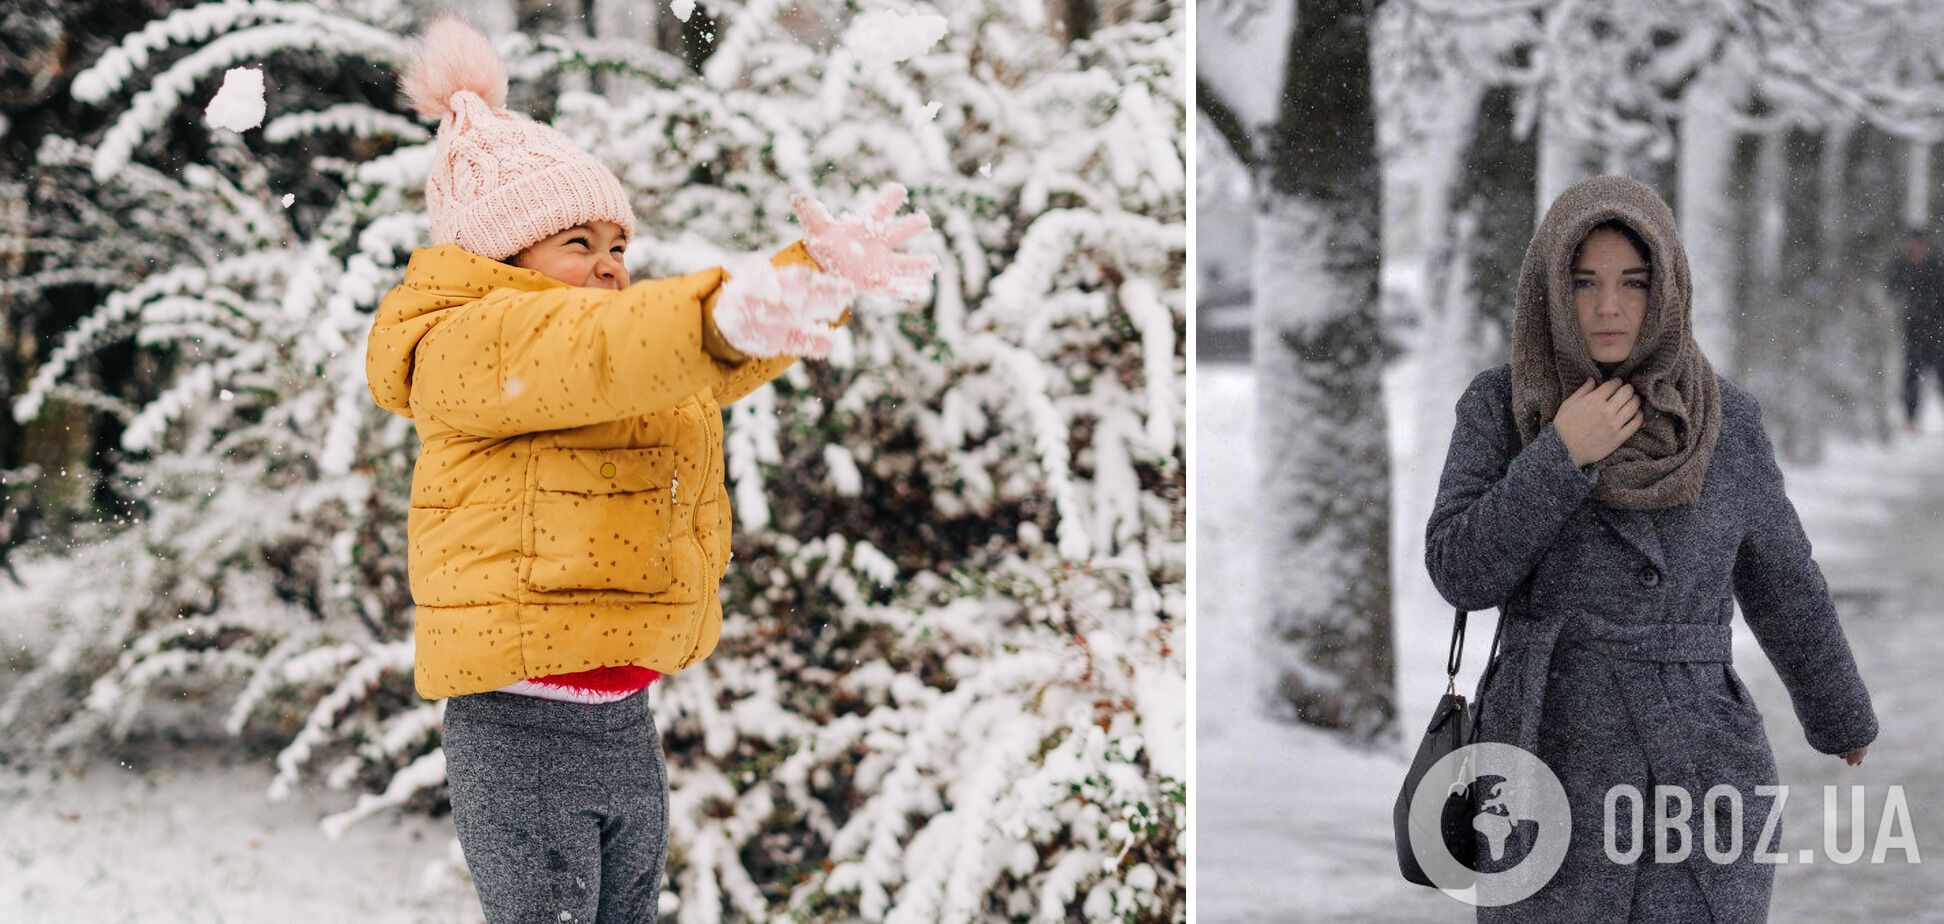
[{"xmin": 1393, "ymin": 606, "xmax": 1504, "ymax": 888}]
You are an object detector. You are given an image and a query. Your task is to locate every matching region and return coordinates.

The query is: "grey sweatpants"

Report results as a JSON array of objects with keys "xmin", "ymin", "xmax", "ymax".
[{"xmin": 441, "ymin": 689, "xmax": 668, "ymax": 923}]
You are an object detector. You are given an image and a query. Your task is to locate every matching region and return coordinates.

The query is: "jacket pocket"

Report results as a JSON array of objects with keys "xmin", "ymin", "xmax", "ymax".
[
  {"xmin": 1721, "ymin": 663, "xmax": 1752, "ymax": 707},
  {"xmin": 528, "ymin": 447, "xmax": 678, "ymax": 594},
  {"xmin": 1702, "ymin": 663, "xmax": 1766, "ymax": 737}
]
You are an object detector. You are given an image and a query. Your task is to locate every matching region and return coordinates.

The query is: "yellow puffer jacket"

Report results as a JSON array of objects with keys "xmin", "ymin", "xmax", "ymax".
[{"xmin": 366, "ymin": 239, "xmax": 829, "ymax": 700}]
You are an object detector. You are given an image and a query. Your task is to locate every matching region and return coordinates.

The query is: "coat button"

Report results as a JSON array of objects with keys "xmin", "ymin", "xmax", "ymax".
[
  {"xmin": 600, "ymin": 462, "xmax": 617, "ymax": 478},
  {"xmin": 1638, "ymin": 565, "xmax": 1661, "ymax": 587}
]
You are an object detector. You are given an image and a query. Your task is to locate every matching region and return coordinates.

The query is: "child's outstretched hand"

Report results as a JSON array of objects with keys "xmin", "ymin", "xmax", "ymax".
[
  {"xmin": 790, "ymin": 183, "xmax": 940, "ymax": 302},
  {"xmin": 713, "ymin": 257, "xmax": 856, "ymax": 359}
]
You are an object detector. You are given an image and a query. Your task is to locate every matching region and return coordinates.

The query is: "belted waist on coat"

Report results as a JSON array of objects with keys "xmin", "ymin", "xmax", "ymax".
[
  {"xmin": 1557, "ymin": 610, "xmax": 1733, "ymax": 663},
  {"xmin": 1485, "ymin": 607, "xmax": 1756, "ymax": 924}
]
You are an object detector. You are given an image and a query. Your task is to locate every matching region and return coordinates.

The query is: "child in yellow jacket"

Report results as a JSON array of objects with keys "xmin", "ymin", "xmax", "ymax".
[{"xmin": 363, "ymin": 17, "xmax": 936, "ymax": 923}]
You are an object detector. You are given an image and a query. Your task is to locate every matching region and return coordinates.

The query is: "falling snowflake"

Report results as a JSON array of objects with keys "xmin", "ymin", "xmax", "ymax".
[{"xmin": 280, "ymin": 193, "xmax": 294, "ymax": 208}]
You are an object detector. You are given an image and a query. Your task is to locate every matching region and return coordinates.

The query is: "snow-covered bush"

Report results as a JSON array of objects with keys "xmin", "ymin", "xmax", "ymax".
[{"xmin": 2, "ymin": 1, "xmax": 1185, "ymax": 920}]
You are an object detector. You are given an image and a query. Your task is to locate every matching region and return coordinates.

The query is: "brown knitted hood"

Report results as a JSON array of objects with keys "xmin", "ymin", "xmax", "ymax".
[{"xmin": 1511, "ymin": 174, "xmax": 1721, "ymax": 510}]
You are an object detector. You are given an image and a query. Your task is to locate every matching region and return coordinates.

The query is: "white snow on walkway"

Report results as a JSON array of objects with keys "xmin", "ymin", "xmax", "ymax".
[{"xmin": 0, "ymin": 737, "xmax": 482, "ymax": 922}]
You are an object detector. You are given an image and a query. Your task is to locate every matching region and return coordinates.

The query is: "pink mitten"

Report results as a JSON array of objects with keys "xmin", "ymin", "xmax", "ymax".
[
  {"xmin": 711, "ymin": 255, "xmax": 856, "ymax": 359},
  {"xmin": 790, "ymin": 182, "xmax": 940, "ymax": 302}
]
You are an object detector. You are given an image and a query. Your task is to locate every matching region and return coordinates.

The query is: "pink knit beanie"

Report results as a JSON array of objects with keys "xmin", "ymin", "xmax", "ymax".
[{"xmin": 400, "ymin": 16, "xmax": 635, "ymax": 260}]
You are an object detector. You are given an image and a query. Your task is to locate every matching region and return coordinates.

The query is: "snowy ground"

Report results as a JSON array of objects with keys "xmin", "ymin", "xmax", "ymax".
[
  {"xmin": 1196, "ymin": 360, "xmax": 1944, "ymax": 923},
  {"xmin": 0, "ymin": 722, "xmax": 484, "ymax": 920}
]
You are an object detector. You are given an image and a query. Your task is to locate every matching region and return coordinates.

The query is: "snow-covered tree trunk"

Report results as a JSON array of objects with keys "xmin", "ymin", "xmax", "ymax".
[
  {"xmin": 1758, "ymin": 125, "xmax": 1842, "ymax": 465},
  {"xmin": 1455, "ymin": 86, "xmax": 1538, "ymax": 342},
  {"xmin": 1252, "ymin": 0, "xmax": 1393, "ymax": 743},
  {"xmin": 1905, "ymin": 138, "xmax": 1932, "ymax": 230},
  {"xmin": 1373, "ymin": 26, "xmax": 1487, "ymax": 638},
  {"xmin": 1819, "ymin": 119, "xmax": 1856, "ymax": 277},
  {"xmin": 1379, "ymin": 75, "xmax": 1483, "ymax": 334},
  {"xmin": 1748, "ymin": 128, "xmax": 1788, "ymax": 307},
  {"xmin": 1536, "ymin": 103, "xmax": 1591, "ymax": 222},
  {"xmin": 1678, "ymin": 64, "xmax": 1746, "ymax": 375},
  {"xmin": 1397, "ymin": 201, "xmax": 1485, "ymax": 628}
]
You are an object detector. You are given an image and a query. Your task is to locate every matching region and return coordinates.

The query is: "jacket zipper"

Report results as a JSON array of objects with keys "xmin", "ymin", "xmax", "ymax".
[
  {"xmin": 678, "ymin": 420, "xmax": 714, "ymax": 669},
  {"xmin": 666, "ymin": 473, "xmax": 678, "ymax": 546}
]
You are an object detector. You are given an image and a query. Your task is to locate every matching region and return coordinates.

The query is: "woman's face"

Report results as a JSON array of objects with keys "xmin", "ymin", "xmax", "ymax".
[
  {"xmin": 1572, "ymin": 226, "xmax": 1650, "ymax": 364},
  {"xmin": 510, "ymin": 220, "xmax": 631, "ymax": 290}
]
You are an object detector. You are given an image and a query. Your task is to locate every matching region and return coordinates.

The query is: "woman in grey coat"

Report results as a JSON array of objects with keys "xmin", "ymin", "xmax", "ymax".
[{"xmin": 1426, "ymin": 174, "xmax": 1879, "ymax": 923}]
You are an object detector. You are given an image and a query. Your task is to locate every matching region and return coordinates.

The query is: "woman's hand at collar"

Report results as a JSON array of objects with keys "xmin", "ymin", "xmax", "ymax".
[{"xmin": 1555, "ymin": 376, "xmax": 1642, "ymax": 467}]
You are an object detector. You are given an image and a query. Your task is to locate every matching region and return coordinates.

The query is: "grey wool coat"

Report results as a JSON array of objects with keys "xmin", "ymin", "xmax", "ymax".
[{"xmin": 1427, "ymin": 363, "xmax": 1879, "ymax": 924}]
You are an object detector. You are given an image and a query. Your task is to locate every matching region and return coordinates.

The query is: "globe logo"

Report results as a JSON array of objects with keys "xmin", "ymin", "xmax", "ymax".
[
  {"xmin": 1408, "ymin": 743, "xmax": 1573, "ymax": 906},
  {"xmin": 1467, "ymin": 773, "xmax": 1541, "ymax": 872}
]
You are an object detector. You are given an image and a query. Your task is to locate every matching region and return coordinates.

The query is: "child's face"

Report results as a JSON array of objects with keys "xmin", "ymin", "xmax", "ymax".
[{"xmin": 511, "ymin": 220, "xmax": 631, "ymax": 290}]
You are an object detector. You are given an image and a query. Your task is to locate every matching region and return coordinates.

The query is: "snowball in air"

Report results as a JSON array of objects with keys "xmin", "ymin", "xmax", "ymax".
[
  {"xmin": 204, "ymin": 67, "xmax": 267, "ymax": 133},
  {"xmin": 844, "ymin": 11, "xmax": 948, "ymax": 71},
  {"xmin": 671, "ymin": 0, "xmax": 695, "ymax": 23}
]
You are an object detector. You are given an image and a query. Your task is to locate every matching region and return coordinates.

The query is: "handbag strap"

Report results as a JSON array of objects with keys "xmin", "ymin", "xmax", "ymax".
[
  {"xmin": 1444, "ymin": 607, "xmax": 1468, "ymax": 695},
  {"xmin": 1442, "ymin": 606, "xmax": 1505, "ymax": 689},
  {"xmin": 1462, "ymin": 607, "xmax": 1508, "ymax": 745}
]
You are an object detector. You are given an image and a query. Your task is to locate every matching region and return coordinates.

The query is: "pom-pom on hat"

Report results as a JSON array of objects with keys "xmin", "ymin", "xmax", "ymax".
[{"xmin": 400, "ymin": 15, "xmax": 635, "ymax": 260}]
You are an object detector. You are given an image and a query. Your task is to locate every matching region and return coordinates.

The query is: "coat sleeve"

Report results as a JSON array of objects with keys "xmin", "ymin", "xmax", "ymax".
[
  {"xmin": 708, "ymin": 239, "xmax": 851, "ymax": 408},
  {"xmin": 409, "ymin": 242, "xmax": 816, "ymax": 437},
  {"xmin": 1731, "ymin": 397, "xmax": 1879, "ymax": 756},
  {"xmin": 1424, "ymin": 372, "xmax": 1601, "ymax": 611}
]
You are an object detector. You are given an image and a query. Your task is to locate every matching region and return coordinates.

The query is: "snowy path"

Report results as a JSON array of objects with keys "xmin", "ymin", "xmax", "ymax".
[
  {"xmin": 1747, "ymin": 432, "xmax": 1944, "ymax": 920},
  {"xmin": 0, "ymin": 735, "xmax": 483, "ymax": 922},
  {"xmin": 1195, "ymin": 362, "xmax": 1944, "ymax": 922}
]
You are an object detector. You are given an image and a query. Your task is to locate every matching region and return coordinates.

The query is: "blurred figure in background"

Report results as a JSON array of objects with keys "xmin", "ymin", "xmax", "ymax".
[{"xmin": 1889, "ymin": 227, "xmax": 1944, "ymax": 435}]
